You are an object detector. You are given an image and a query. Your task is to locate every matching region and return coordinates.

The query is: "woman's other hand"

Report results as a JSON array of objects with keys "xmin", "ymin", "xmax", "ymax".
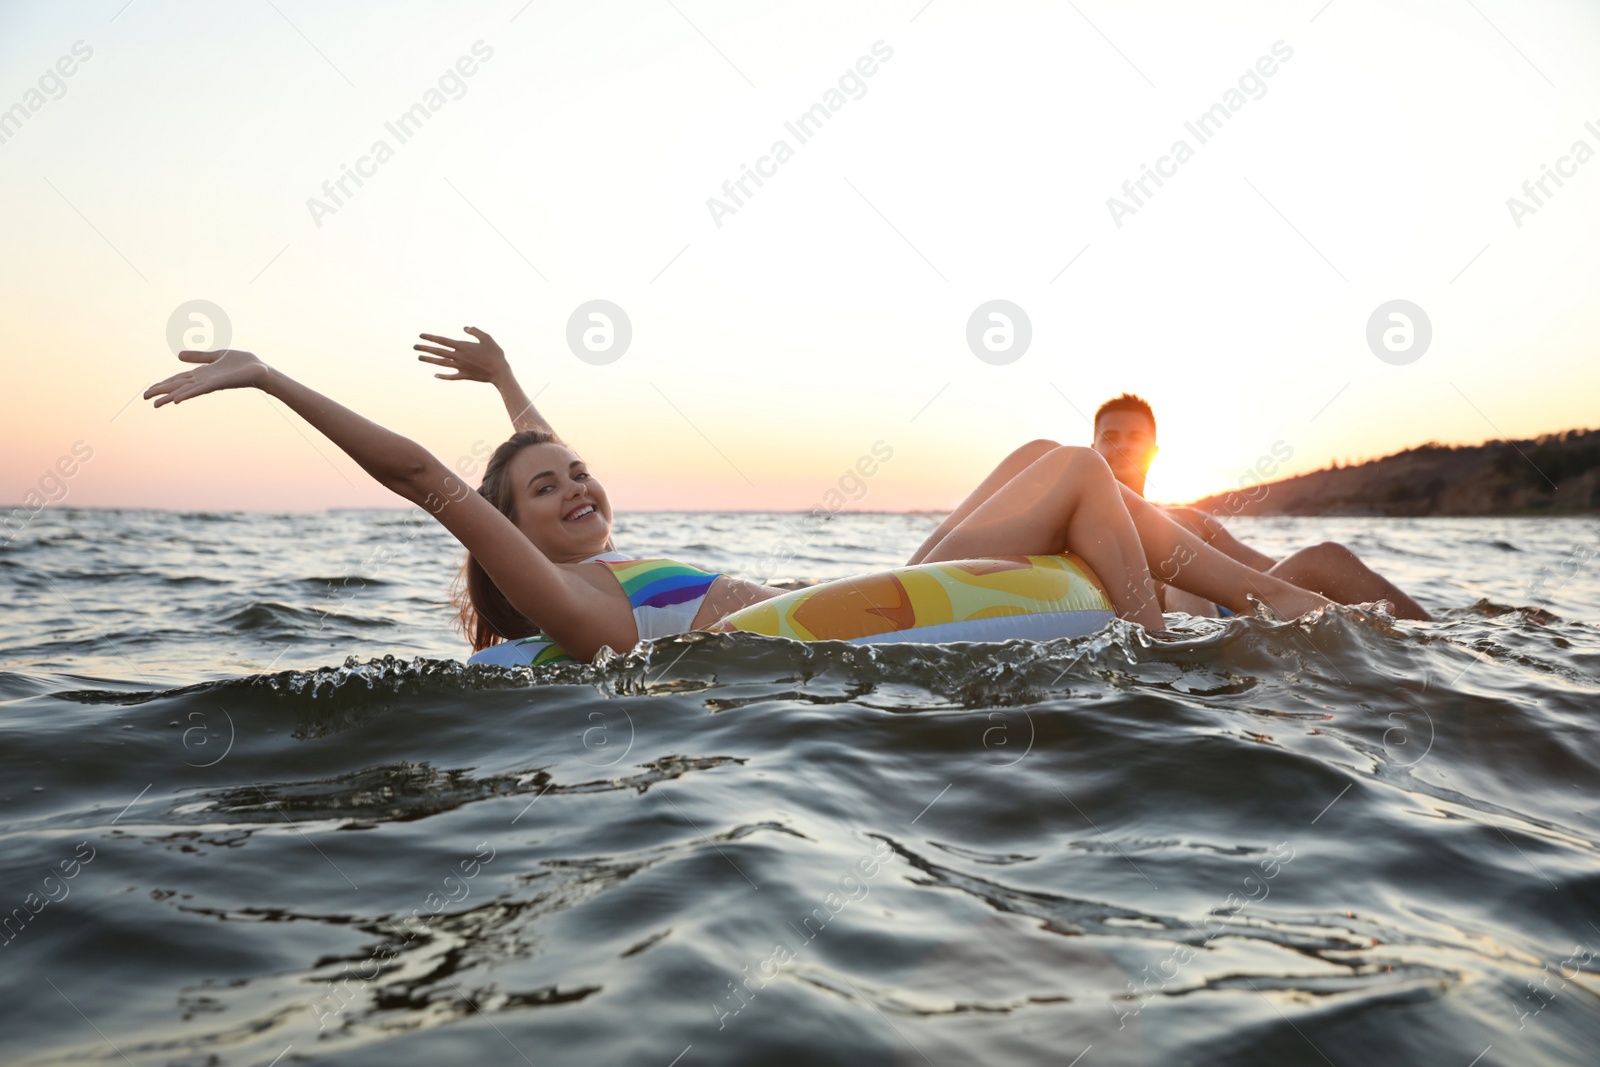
[
  {"xmin": 144, "ymin": 349, "xmax": 270, "ymax": 407},
  {"xmin": 415, "ymin": 327, "xmax": 507, "ymax": 384}
]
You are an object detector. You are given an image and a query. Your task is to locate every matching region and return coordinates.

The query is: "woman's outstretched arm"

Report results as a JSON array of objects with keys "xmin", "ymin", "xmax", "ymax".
[
  {"xmin": 145, "ymin": 349, "xmax": 626, "ymax": 659},
  {"xmin": 414, "ymin": 327, "xmax": 555, "ymax": 437}
]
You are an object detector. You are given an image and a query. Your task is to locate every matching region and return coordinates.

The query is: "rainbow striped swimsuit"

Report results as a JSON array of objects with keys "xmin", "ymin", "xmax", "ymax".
[{"xmin": 598, "ymin": 557, "xmax": 724, "ymax": 640}]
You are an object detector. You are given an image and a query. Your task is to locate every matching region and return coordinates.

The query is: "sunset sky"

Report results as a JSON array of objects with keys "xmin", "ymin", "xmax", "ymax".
[{"xmin": 4, "ymin": 0, "xmax": 1599, "ymax": 512}]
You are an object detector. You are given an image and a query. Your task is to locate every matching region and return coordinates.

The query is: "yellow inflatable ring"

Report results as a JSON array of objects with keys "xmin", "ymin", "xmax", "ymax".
[
  {"xmin": 710, "ymin": 553, "xmax": 1112, "ymax": 644},
  {"xmin": 468, "ymin": 554, "xmax": 1113, "ymax": 666}
]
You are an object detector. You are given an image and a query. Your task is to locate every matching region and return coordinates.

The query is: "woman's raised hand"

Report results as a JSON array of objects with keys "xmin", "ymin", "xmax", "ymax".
[
  {"xmin": 144, "ymin": 350, "xmax": 270, "ymax": 408},
  {"xmin": 414, "ymin": 327, "xmax": 508, "ymax": 383},
  {"xmin": 418, "ymin": 326, "xmax": 550, "ymax": 436}
]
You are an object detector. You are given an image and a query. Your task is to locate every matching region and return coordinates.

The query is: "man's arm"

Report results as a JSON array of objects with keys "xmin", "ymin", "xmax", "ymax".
[
  {"xmin": 1164, "ymin": 505, "xmax": 1279, "ymax": 571},
  {"xmin": 415, "ymin": 327, "xmax": 557, "ymax": 438}
]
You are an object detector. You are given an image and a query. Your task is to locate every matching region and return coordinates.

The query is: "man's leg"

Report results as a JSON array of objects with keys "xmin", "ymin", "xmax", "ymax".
[
  {"xmin": 1162, "ymin": 585, "xmax": 1221, "ymax": 617},
  {"xmin": 1268, "ymin": 543, "xmax": 1433, "ymax": 621},
  {"xmin": 918, "ymin": 446, "xmax": 1165, "ymax": 629},
  {"xmin": 907, "ymin": 439, "xmax": 1060, "ymax": 566},
  {"xmin": 921, "ymin": 447, "xmax": 1335, "ymax": 627}
]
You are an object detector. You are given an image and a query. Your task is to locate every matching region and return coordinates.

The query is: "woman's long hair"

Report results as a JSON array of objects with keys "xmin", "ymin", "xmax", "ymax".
[{"xmin": 453, "ymin": 430, "xmax": 558, "ymax": 651}]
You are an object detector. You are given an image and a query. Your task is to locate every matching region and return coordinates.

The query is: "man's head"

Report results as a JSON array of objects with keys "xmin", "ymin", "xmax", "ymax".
[{"xmin": 1092, "ymin": 393, "xmax": 1158, "ymax": 495}]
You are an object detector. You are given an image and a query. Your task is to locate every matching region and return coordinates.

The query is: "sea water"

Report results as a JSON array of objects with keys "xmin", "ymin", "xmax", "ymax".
[{"xmin": 2, "ymin": 508, "xmax": 1598, "ymax": 1065}]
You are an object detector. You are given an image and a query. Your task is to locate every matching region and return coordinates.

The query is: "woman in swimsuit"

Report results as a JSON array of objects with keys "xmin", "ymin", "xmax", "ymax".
[{"xmin": 145, "ymin": 333, "xmax": 1330, "ymax": 661}]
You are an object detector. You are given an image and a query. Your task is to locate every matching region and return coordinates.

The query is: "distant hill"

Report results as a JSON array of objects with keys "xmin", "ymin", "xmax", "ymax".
[{"xmin": 1189, "ymin": 429, "xmax": 1600, "ymax": 516}]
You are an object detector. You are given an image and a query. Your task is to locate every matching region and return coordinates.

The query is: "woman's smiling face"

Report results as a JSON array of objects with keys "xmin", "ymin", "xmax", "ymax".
[{"xmin": 504, "ymin": 441, "xmax": 613, "ymax": 561}]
